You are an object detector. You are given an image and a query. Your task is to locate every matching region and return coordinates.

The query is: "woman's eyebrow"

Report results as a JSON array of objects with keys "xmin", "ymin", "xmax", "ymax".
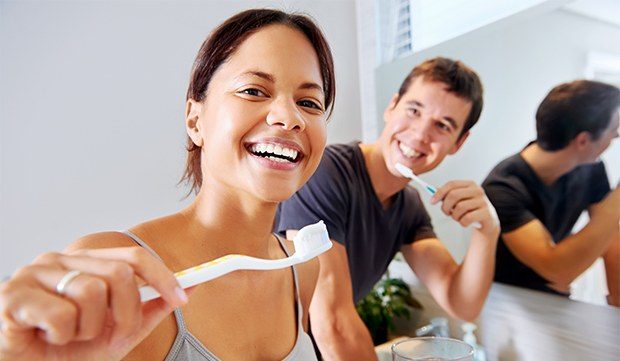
[
  {"xmin": 299, "ymin": 82, "xmax": 324, "ymax": 94},
  {"xmin": 236, "ymin": 70, "xmax": 275, "ymax": 83},
  {"xmin": 236, "ymin": 70, "xmax": 323, "ymax": 94}
]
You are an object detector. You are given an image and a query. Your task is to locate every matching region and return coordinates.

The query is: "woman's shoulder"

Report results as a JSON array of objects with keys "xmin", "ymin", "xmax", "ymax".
[
  {"xmin": 64, "ymin": 213, "xmax": 184, "ymax": 253},
  {"xmin": 64, "ymin": 231, "xmax": 137, "ymax": 252}
]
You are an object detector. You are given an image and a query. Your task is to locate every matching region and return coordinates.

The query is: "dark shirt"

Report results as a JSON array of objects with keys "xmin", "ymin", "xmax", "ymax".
[
  {"xmin": 482, "ymin": 150, "xmax": 610, "ymax": 294},
  {"xmin": 276, "ymin": 142, "xmax": 436, "ymax": 302}
]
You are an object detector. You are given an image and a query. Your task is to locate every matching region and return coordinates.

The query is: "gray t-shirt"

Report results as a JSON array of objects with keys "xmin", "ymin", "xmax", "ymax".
[{"xmin": 276, "ymin": 142, "xmax": 436, "ymax": 302}]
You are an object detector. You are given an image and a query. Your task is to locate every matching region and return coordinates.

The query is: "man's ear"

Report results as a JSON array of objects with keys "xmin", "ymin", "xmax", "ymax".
[
  {"xmin": 383, "ymin": 93, "xmax": 400, "ymax": 123},
  {"xmin": 449, "ymin": 130, "xmax": 470, "ymax": 155},
  {"xmin": 185, "ymin": 99, "xmax": 203, "ymax": 147},
  {"xmin": 573, "ymin": 131, "xmax": 591, "ymax": 149}
]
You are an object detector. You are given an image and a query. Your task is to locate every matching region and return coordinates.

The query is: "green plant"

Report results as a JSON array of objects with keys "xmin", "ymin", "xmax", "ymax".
[{"xmin": 356, "ymin": 276, "xmax": 423, "ymax": 345}]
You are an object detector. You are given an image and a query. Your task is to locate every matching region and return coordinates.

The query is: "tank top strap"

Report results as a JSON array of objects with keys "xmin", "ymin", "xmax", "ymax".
[
  {"xmin": 121, "ymin": 231, "xmax": 189, "ymax": 334},
  {"xmin": 273, "ymin": 233, "xmax": 304, "ymax": 327}
]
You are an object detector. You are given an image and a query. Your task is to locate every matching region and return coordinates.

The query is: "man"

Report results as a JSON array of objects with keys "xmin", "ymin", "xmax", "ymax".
[
  {"xmin": 482, "ymin": 80, "xmax": 620, "ymax": 304},
  {"xmin": 276, "ymin": 57, "xmax": 500, "ymax": 360}
]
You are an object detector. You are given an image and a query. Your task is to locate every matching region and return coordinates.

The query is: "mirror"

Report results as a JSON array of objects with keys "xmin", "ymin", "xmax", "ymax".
[{"xmin": 374, "ymin": 0, "xmax": 619, "ymax": 307}]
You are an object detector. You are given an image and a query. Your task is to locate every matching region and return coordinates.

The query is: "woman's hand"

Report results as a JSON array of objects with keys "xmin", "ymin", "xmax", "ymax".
[{"xmin": 0, "ymin": 247, "xmax": 188, "ymax": 361}]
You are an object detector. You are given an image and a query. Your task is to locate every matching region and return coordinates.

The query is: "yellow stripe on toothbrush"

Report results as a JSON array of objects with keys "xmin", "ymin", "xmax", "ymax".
[{"xmin": 173, "ymin": 255, "xmax": 241, "ymax": 277}]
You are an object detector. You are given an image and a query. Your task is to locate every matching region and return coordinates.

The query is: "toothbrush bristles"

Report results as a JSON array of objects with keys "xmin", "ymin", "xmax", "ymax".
[{"xmin": 292, "ymin": 220, "xmax": 330, "ymax": 256}]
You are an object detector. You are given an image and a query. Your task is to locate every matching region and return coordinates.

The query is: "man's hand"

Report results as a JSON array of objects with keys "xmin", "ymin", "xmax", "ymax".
[
  {"xmin": 431, "ymin": 180, "xmax": 500, "ymax": 238},
  {"xmin": 603, "ymin": 231, "xmax": 620, "ymax": 307}
]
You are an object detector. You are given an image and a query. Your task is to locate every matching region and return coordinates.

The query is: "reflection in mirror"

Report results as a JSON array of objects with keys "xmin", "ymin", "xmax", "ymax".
[
  {"xmin": 371, "ymin": 4, "xmax": 619, "ymax": 359},
  {"xmin": 374, "ymin": 0, "xmax": 619, "ymax": 307}
]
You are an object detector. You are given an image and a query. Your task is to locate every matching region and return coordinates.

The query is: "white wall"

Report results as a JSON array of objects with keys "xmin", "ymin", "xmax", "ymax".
[
  {"xmin": 408, "ymin": 0, "xmax": 571, "ymax": 53},
  {"xmin": 0, "ymin": 0, "xmax": 361, "ymax": 276},
  {"xmin": 375, "ymin": 9, "xmax": 620, "ymax": 259}
]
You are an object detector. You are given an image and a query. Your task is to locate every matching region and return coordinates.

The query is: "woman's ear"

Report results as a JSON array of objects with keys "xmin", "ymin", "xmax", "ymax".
[{"xmin": 185, "ymin": 99, "xmax": 204, "ymax": 147}]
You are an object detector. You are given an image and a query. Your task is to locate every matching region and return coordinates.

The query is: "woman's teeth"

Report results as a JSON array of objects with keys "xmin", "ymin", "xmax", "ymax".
[
  {"xmin": 250, "ymin": 143, "xmax": 299, "ymax": 163},
  {"xmin": 399, "ymin": 142, "xmax": 421, "ymax": 158}
]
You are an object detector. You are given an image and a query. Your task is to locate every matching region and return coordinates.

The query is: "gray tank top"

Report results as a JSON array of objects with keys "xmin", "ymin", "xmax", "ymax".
[{"xmin": 123, "ymin": 231, "xmax": 317, "ymax": 361}]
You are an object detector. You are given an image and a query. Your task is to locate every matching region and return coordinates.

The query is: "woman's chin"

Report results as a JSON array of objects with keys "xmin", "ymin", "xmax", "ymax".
[{"xmin": 251, "ymin": 183, "xmax": 301, "ymax": 204}]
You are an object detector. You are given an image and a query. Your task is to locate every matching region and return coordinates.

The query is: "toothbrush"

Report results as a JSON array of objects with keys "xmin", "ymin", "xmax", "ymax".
[
  {"xmin": 395, "ymin": 163, "xmax": 482, "ymax": 229},
  {"xmin": 395, "ymin": 163, "xmax": 438, "ymax": 196},
  {"xmin": 139, "ymin": 220, "xmax": 332, "ymax": 302}
]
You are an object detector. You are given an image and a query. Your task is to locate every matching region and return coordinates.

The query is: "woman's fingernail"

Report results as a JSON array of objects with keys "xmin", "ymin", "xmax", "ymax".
[{"xmin": 175, "ymin": 287, "xmax": 188, "ymax": 304}]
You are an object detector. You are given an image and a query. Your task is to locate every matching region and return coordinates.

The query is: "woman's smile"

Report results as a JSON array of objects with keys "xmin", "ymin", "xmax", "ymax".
[{"xmin": 245, "ymin": 137, "xmax": 305, "ymax": 171}]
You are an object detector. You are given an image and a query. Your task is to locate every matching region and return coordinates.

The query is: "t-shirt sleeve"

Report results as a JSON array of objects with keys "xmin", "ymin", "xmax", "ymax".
[
  {"xmin": 276, "ymin": 153, "xmax": 349, "ymax": 245},
  {"xmin": 403, "ymin": 189, "xmax": 436, "ymax": 244},
  {"xmin": 484, "ymin": 180, "xmax": 536, "ymax": 233},
  {"xmin": 588, "ymin": 161, "xmax": 611, "ymax": 205}
]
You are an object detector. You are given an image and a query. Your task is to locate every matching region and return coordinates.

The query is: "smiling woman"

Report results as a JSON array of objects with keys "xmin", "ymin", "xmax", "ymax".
[{"xmin": 0, "ymin": 9, "xmax": 334, "ymax": 361}]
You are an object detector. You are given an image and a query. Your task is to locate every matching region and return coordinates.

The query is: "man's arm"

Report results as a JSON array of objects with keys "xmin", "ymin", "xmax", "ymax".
[
  {"xmin": 402, "ymin": 180, "xmax": 500, "ymax": 321},
  {"xmin": 603, "ymin": 228, "xmax": 620, "ymax": 307},
  {"xmin": 502, "ymin": 187, "xmax": 620, "ymax": 288},
  {"xmin": 401, "ymin": 233, "xmax": 497, "ymax": 321},
  {"xmin": 288, "ymin": 231, "xmax": 377, "ymax": 361}
]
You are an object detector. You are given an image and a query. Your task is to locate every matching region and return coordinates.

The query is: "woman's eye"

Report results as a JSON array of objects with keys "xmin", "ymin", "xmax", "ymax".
[
  {"xmin": 298, "ymin": 99, "xmax": 322, "ymax": 110},
  {"xmin": 239, "ymin": 88, "xmax": 265, "ymax": 97}
]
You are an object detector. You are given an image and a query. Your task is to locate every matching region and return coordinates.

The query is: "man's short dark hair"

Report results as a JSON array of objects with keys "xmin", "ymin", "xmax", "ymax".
[
  {"xmin": 396, "ymin": 57, "xmax": 484, "ymax": 139},
  {"xmin": 536, "ymin": 80, "xmax": 620, "ymax": 151}
]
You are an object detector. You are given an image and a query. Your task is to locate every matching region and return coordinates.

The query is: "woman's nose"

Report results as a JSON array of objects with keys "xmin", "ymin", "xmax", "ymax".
[{"xmin": 265, "ymin": 98, "xmax": 305, "ymax": 131}]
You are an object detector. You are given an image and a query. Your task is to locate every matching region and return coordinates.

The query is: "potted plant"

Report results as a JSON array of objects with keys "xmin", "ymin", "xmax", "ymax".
[{"xmin": 356, "ymin": 275, "xmax": 423, "ymax": 345}]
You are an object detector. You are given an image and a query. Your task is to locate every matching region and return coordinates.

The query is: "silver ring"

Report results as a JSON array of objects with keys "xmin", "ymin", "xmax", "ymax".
[{"xmin": 55, "ymin": 270, "xmax": 82, "ymax": 296}]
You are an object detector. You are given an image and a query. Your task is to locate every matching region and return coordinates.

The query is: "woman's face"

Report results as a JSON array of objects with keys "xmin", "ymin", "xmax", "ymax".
[{"xmin": 186, "ymin": 24, "xmax": 328, "ymax": 202}]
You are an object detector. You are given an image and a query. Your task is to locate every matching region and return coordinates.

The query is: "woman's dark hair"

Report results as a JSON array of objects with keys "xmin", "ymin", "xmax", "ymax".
[
  {"xmin": 181, "ymin": 9, "xmax": 336, "ymax": 194},
  {"xmin": 536, "ymin": 80, "xmax": 620, "ymax": 151},
  {"xmin": 396, "ymin": 57, "xmax": 484, "ymax": 139}
]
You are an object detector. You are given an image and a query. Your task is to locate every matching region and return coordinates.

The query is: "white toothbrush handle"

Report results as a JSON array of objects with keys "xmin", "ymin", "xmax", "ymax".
[
  {"xmin": 139, "ymin": 255, "xmax": 298, "ymax": 302},
  {"xmin": 140, "ymin": 256, "xmax": 244, "ymax": 302}
]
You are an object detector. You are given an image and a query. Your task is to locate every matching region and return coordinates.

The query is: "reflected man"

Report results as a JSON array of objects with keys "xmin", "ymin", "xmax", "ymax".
[
  {"xmin": 482, "ymin": 80, "xmax": 620, "ymax": 305},
  {"xmin": 277, "ymin": 57, "xmax": 500, "ymax": 360}
]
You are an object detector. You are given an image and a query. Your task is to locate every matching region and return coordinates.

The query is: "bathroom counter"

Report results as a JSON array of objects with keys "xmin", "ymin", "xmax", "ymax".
[{"xmin": 378, "ymin": 262, "xmax": 620, "ymax": 360}]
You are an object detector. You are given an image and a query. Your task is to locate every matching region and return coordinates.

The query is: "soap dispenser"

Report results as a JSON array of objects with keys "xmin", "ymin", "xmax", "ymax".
[{"xmin": 461, "ymin": 322, "xmax": 486, "ymax": 361}]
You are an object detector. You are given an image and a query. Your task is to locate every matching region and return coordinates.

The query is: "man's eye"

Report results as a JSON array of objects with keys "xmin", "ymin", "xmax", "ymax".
[
  {"xmin": 298, "ymin": 99, "xmax": 322, "ymax": 110},
  {"xmin": 406, "ymin": 108, "xmax": 420, "ymax": 116},
  {"xmin": 436, "ymin": 122, "xmax": 451, "ymax": 132},
  {"xmin": 239, "ymin": 88, "xmax": 264, "ymax": 97}
]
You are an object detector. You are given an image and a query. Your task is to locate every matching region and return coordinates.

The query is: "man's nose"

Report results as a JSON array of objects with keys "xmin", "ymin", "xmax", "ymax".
[{"xmin": 407, "ymin": 117, "xmax": 432, "ymax": 144}]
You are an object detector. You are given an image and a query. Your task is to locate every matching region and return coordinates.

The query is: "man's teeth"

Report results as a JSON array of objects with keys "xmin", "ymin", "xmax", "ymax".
[
  {"xmin": 399, "ymin": 142, "xmax": 421, "ymax": 158},
  {"xmin": 250, "ymin": 143, "xmax": 299, "ymax": 162}
]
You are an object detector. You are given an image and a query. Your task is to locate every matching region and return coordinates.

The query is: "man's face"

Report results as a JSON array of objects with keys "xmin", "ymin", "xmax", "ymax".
[{"xmin": 380, "ymin": 77, "xmax": 473, "ymax": 176}]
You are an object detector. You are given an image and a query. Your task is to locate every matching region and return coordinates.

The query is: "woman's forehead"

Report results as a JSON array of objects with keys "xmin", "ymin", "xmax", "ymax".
[{"xmin": 220, "ymin": 25, "xmax": 323, "ymax": 87}]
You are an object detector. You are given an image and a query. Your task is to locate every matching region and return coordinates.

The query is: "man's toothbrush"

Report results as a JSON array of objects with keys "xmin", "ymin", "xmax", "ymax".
[
  {"xmin": 395, "ymin": 163, "xmax": 438, "ymax": 195},
  {"xmin": 395, "ymin": 163, "xmax": 482, "ymax": 229},
  {"xmin": 139, "ymin": 221, "xmax": 332, "ymax": 302}
]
